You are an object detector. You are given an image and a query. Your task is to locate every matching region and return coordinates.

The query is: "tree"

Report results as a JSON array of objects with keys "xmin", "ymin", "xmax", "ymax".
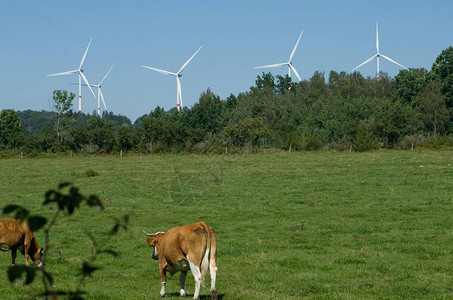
[
  {"xmin": 415, "ymin": 81, "xmax": 450, "ymax": 134},
  {"xmin": 86, "ymin": 117, "xmax": 116, "ymax": 152},
  {"xmin": 0, "ymin": 109, "xmax": 24, "ymax": 149},
  {"xmin": 275, "ymin": 75, "xmax": 296, "ymax": 94},
  {"xmin": 139, "ymin": 107, "xmax": 189, "ymax": 152},
  {"xmin": 392, "ymin": 68, "xmax": 429, "ymax": 106},
  {"xmin": 186, "ymin": 88, "xmax": 224, "ymax": 134},
  {"xmin": 52, "ymin": 90, "xmax": 75, "ymax": 141},
  {"xmin": 254, "ymin": 72, "xmax": 275, "ymax": 92},
  {"xmin": 223, "ymin": 117, "xmax": 268, "ymax": 146},
  {"xmin": 308, "ymin": 71, "xmax": 329, "ymax": 100},
  {"xmin": 430, "ymin": 46, "xmax": 453, "ymax": 109},
  {"xmin": 117, "ymin": 125, "xmax": 139, "ymax": 151}
]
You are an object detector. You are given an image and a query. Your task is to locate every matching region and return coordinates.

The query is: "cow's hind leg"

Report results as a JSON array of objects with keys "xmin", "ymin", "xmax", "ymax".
[
  {"xmin": 188, "ymin": 258, "xmax": 202, "ymax": 299},
  {"xmin": 179, "ymin": 271, "xmax": 187, "ymax": 297}
]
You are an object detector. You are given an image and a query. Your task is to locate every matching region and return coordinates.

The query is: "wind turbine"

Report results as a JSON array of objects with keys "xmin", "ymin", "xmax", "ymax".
[
  {"xmin": 78, "ymin": 63, "xmax": 115, "ymax": 116},
  {"xmin": 48, "ymin": 39, "xmax": 96, "ymax": 112},
  {"xmin": 352, "ymin": 23, "xmax": 408, "ymax": 79},
  {"xmin": 254, "ymin": 30, "xmax": 304, "ymax": 81},
  {"xmin": 142, "ymin": 46, "xmax": 203, "ymax": 111}
]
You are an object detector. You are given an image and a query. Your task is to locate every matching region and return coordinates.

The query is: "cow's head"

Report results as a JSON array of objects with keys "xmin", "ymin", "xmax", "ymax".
[
  {"xmin": 143, "ymin": 231, "xmax": 165, "ymax": 260},
  {"xmin": 32, "ymin": 248, "xmax": 44, "ymax": 267}
]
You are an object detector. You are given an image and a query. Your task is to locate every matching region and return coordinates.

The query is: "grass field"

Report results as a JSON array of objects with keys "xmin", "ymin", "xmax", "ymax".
[{"xmin": 0, "ymin": 150, "xmax": 452, "ymax": 299}]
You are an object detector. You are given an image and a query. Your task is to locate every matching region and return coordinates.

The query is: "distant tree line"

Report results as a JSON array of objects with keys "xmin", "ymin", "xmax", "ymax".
[{"xmin": 1, "ymin": 46, "xmax": 452, "ymax": 155}]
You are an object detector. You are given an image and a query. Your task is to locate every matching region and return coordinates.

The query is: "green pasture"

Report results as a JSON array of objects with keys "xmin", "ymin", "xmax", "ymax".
[{"xmin": 0, "ymin": 150, "xmax": 452, "ymax": 299}]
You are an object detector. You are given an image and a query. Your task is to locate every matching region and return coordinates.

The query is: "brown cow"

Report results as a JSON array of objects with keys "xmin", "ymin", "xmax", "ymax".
[
  {"xmin": 144, "ymin": 221, "xmax": 217, "ymax": 300},
  {"xmin": 0, "ymin": 218, "xmax": 44, "ymax": 267}
]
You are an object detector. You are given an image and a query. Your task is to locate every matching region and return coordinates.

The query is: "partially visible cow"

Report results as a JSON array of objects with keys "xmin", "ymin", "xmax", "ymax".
[
  {"xmin": 0, "ymin": 218, "xmax": 44, "ymax": 267},
  {"xmin": 144, "ymin": 221, "xmax": 217, "ymax": 300}
]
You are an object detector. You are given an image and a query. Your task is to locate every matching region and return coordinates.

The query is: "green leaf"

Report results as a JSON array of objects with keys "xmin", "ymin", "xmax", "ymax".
[
  {"xmin": 99, "ymin": 249, "xmax": 119, "ymax": 257},
  {"xmin": 109, "ymin": 224, "xmax": 119, "ymax": 235},
  {"xmin": 58, "ymin": 181, "xmax": 72, "ymax": 189},
  {"xmin": 122, "ymin": 214, "xmax": 130, "ymax": 224},
  {"xmin": 86, "ymin": 195, "xmax": 103, "ymax": 210},
  {"xmin": 81, "ymin": 262, "xmax": 100, "ymax": 277},
  {"xmin": 28, "ymin": 216, "xmax": 47, "ymax": 232},
  {"xmin": 3, "ymin": 204, "xmax": 22, "ymax": 214},
  {"xmin": 7, "ymin": 265, "xmax": 24, "ymax": 283},
  {"xmin": 24, "ymin": 266, "xmax": 36, "ymax": 284},
  {"xmin": 67, "ymin": 204, "xmax": 75, "ymax": 215},
  {"xmin": 7, "ymin": 265, "xmax": 36, "ymax": 285},
  {"xmin": 15, "ymin": 208, "xmax": 29, "ymax": 221},
  {"xmin": 43, "ymin": 190, "xmax": 59, "ymax": 205}
]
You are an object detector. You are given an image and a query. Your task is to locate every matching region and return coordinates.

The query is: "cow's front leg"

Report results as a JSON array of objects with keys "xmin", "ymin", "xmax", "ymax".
[
  {"xmin": 179, "ymin": 271, "xmax": 187, "ymax": 297},
  {"xmin": 11, "ymin": 248, "xmax": 17, "ymax": 266},
  {"xmin": 159, "ymin": 264, "xmax": 167, "ymax": 297},
  {"xmin": 24, "ymin": 252, "xmax": 30, "ymax": 266}
]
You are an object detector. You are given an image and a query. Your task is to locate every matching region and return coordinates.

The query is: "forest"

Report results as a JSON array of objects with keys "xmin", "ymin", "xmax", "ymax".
[{"xmin": 1, "ymin": 46, "xmax": 452, "ymax": 155}]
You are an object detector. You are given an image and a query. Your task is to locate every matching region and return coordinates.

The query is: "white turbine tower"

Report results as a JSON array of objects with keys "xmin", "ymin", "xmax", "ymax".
[
  {"xmin": 79, "ymin": 64, "xmax": 115, "ymax": 116},
  {"xmin": 142, "ymin": 46, "xmax": 203, "ymax": 111},
  {"xmin": 254, "ymin": 30, "xmax": 304, "ymax": 81},
  {"xmin": 48, "ymin": 39, "xmax": 96, "ymax": 112},
  {"xmin": 352, "ymin": 23, "xmax": 408, "ymax": 79}
]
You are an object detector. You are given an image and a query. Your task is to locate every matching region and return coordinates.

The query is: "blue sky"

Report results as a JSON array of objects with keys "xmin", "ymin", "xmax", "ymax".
[{"xmin": 1, "ymin": 1, "xmax": 452, "ymax": 122}]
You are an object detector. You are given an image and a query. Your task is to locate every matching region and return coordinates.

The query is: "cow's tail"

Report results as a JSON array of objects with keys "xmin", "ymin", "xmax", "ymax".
[
  {"xmin": 200, "ymin": 222, "xmax": 215, "ymax": 288},
  {"xmin": 209, "ymin": 227, "xmax": 218, "ymax": 299}
]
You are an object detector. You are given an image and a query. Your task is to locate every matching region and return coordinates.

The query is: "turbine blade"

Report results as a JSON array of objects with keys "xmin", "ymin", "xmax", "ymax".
[
  {"xmin": 289, "ymin": 64, "xmax": 302, "ymax": 81},
  {"xmin": 254, "ymin": 62, "xmax": 287, "ymax": 69},
  {"xmin": 142, "ymin": 65, "xmax": 176, "ymax": 76},
  {"xmin": 100, "ymin": 89, "xmax": 108, "ymax": 111},
  {"xmin": 289, "ymin": 30, "xmax": 303, "ymax": 62},
  {"xmin": 47, "ymin": 70, "xmax": 78, "ymax": 76},
  {"xmin": 72, "ymin": 82, "xmax": 96, "ymax": 87},
  {"xmin": 178, "ymin": 45, "xmax": 203, "ymax": 74},
  {"xmin": 376, "ymin": 23, "xmax": 380, "ymax": 53},
  {"xmin": 380, "ymin": 54, "xmax": 409, "ymax": 70},
  {"xmin": 79, "ymin": 38, "xmax": 92, "ymax": 69},
  {"xmin": 71, "ymin": 82, "xmax": 87, "ymax": 87},
  {"xmin": 99, "ymin": 63, "xmax": 115, "ymax": 85},
  {"xmin": 80, "ymin": 72, "xmax": 96, "ymax": 98},
  {"xmin": 351, "ymin": 54, "xmax": 377, "ymax": 71}
]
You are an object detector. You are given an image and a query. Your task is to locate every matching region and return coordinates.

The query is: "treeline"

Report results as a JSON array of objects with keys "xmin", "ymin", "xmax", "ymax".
[{"xmin": 1, "ymin": 47, "xmax": 452, "ymax": 155}]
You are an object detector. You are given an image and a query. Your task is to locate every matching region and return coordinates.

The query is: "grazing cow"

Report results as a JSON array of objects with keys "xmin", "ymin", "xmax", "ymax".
[
  {"xmin": 144, "ymin": 221, "xmax": 217, "ymax": 299},
  {"xmin": 0, "ymin": 218, "xmax": 44, "ymax": 267}
]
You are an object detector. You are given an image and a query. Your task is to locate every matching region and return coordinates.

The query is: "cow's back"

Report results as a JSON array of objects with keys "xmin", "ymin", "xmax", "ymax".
[
  {"xmin": 0, "ymin": 218, "xmax": 25, "ymax": 247},
  {"xmin": 160, "ymin": 222, "xmax": 209, "ymax": 266}
]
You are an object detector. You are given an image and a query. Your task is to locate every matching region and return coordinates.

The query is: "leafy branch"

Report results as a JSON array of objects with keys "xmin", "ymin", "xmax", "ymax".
[{"xmin": 2, "ymin": 182, "xmax": 129, "ymax": 299}]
